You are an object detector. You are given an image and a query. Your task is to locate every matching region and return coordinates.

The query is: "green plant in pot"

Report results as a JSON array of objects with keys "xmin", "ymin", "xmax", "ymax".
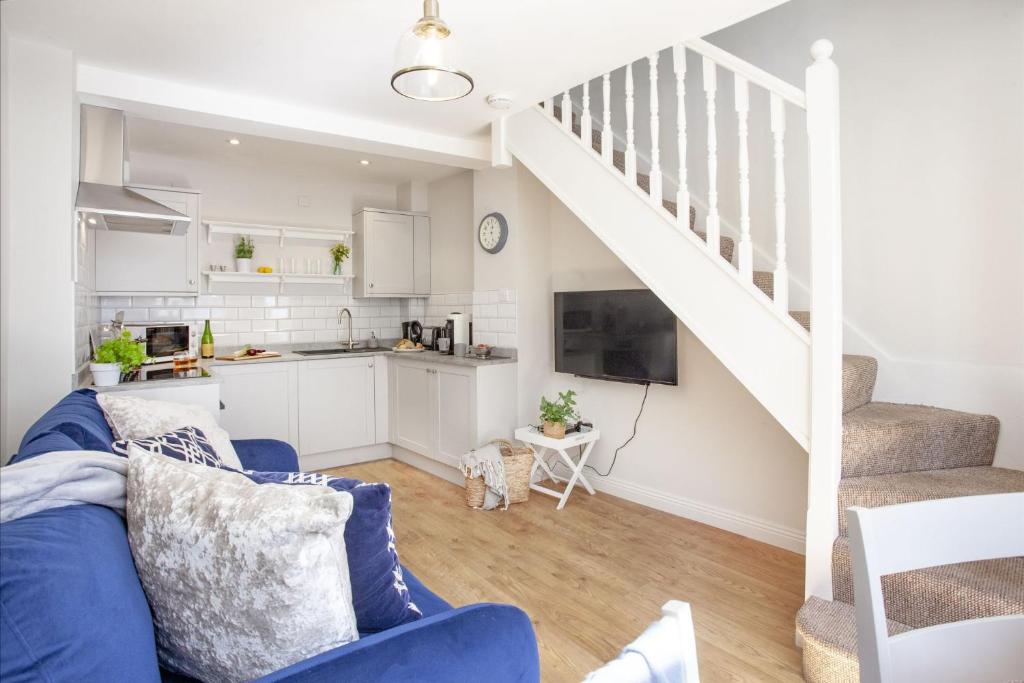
[
  {"xmin": 91, "ymin": 331, "xmax": 148, "ymax": 386},
  {"xmin": 329, "ymin": 242, "xmax": 351, "ymax": 276},
  {"xmin": 539, "ymin": 389, "xmax": 578, "ymax": 439},
  {"xmin": 235, "ymin": 236, "xmax": 255, "ymax": 273}
]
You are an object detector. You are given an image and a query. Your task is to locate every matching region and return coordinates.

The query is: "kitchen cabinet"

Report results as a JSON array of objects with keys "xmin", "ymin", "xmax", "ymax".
[
  {"xmin": 297, "ymin": 357, "xmax": 377, "ymax": 456},
  {"xmin": 353, "ymin": 209, "xmax": 430, "ymax": 297},
  {"xmin": 215, "ymin": 361, "xmax": 299, "ymax": 446},
  {"xmin": 95, "ymin": 186, "xmax": 201, "ymax": 295},
  {"xmin": 389, "ymin": 357, "xmax": 517, "ymax": 468}
]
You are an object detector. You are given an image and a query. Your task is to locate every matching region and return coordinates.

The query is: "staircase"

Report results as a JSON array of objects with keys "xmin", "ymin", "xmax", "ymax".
[
  {"xmin": 500, "ymin": 32, "xmax": 1022, "ymax": 682},
  {"xmin": 796, "ymin": 354, "xmax": 1023, "ymax": 681}
]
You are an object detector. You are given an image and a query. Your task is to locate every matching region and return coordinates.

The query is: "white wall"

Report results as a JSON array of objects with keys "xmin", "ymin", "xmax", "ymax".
[
  {"xmin": 427, "ymin": 171, "xmax": 474, "ymax": 293},
  {"xmin": 0, "ymin": 33, "xmax": 78, "ymax": 461}
]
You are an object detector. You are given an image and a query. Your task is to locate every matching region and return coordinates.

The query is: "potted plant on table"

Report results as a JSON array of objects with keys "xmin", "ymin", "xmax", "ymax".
[
  {"xmin": 329, "ymin": 242, "xmax": 351, "ymax": 276},
  {"xmin": 235, "ymin": 236, "xmax": 255, "ymax": 273},
  {"xmin": 539, "ymin": 389, "xmax": 578, "ymax": 439},
  {"xmin": 90, "ymin": 330, "xmax": 148, "ymax": 386}
]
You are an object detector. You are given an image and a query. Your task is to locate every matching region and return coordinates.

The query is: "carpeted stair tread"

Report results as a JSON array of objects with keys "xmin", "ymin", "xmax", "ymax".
[
  {"xmin": 791, "ymin": 310, "xmax": 810, "ymax": 331},
  {"xmin": 842, "ymin": 402, "xmax": 999, "ymax": 477},
  {"xmin": 753, "ymin": 270, "xmax": 774, "ymax": 299},
  {"xmin": 837, "ymin": 466, "xmax": 1024, "ymax": 534},
  {"xmin": 842, "ymin": 355, "xmax": 878, "ymax": 414},
  {"xmin": 831, "ymin": 535, "xmax": 1024, "ymax": 629},
  {"xmin": 796, "ymin": 596, "xmax": 910, "ymax": 683}
]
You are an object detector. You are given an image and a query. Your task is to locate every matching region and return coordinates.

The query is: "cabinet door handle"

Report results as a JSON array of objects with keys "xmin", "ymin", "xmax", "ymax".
[
  {"xmin": 368, "ymin": 362, "xmax": 374, "ymax": 368},
  {"xmin": 188, "ymin": 279, "xmax": 196, "ymax": 285},
  {"xmin": 369, "ymin": 282, "xmax": 374, "ymax": 288}
]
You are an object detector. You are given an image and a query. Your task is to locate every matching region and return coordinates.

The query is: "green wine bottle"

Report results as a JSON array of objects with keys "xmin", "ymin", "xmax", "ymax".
[{"xmin": 201, "ymin": 320, "xmax": 215, "ymax": 359}]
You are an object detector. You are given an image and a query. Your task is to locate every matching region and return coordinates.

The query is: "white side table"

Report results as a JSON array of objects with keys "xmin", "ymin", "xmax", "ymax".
[{"xmin": 514, "ymin": 425, "xmax": 601, "ymax": 510}]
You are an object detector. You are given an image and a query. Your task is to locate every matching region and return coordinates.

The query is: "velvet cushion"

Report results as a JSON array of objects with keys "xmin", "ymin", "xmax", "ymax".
[
  {"xmin": 242, "ymin": 471, "xmax": 422, "ymax": 633},
  {"xmin": 0, "ymin": 505, "xmax": 161, "ymax": 682}
]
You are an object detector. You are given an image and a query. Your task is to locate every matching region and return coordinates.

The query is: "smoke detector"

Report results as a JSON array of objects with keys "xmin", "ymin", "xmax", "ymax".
[{"xmin": 486, "ymin": 94, "xmax": 513, "ymax": 110}]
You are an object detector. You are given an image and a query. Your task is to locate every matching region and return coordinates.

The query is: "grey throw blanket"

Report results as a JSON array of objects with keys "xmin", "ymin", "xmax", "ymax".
[
  {"xmin": 460, "ymin": 443, "xmax": 508, "ymax": 510},
  {"xmin": 0, "ymin": 450, "xmax": 129, "ymax": 524}
]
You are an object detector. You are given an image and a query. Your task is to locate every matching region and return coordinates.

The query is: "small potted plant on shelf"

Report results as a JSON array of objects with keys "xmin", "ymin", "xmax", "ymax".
[
  {"xmin": 235, "ymin": 236, "xmax": 255, "ymax": 273},
  {"xmin": 539, "ymin": 389, "xmax": 578, "ymax": 439},
  {"xmin": 329, "ymin": 242, "xmax": 351, "ymax": 276},
  {"xmin": 90, "ymin": 330, "xmax": 148, "ymax": 386}
]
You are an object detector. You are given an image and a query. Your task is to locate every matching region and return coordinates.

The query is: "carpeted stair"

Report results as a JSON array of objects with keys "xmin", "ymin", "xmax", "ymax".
[{"xmin": 796, "ymin": 350, "xmax": 1024, "ymax": 681}]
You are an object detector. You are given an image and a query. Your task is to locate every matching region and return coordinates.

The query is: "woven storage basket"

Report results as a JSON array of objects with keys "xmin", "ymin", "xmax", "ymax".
[{"xmin": 465, "ymin": 439, "xmax": 534, "ymax": 509}]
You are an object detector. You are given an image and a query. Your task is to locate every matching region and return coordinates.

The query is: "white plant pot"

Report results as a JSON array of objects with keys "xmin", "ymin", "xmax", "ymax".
[
  {"xmin": 235, "ymin": 258, "xmax": 252, "ymax": 273},
  {"xmin": 90, "ymin": 362, "xmax": 121, "ymax": 387}
]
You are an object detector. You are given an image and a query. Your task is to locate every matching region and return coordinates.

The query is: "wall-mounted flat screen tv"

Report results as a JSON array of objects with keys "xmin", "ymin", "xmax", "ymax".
[{"xmin": 554, "ymin": 289, "xmax": 677, "ymax": 385}]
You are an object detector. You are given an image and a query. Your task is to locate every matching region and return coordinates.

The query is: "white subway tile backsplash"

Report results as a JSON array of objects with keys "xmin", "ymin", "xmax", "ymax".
[
  {"xmin": 197, "ymin": 295, "xmax": 225, "ymax": 307},
  {"xmin": 165, "ymin": 296, "xmax": 196, "ymax": 307},
  {"xmin": 265, "ymin": 307, "xmax": 290, "ymax": 320},
  {"xmin": 223, "ymin": 295, "xmax": 251, "ymax": 307},
  {"xmin": 314, "ymin": 307, "xmax": 335, "ymax": 319},
  {"xmin": 214, "ymin": 332, "xmax": 238, "ymax": 346},
  {"xmin": 498, "ymin": 333, "xmax": 517, "ymax": 347},
  {"xmin": 250, "ymin": 296, "xmax": 276, "ymax": 308},
  {"xmin": 277, "ymin": 320, "xmax": 302, "ymax": 331},
  {"xmin": 302, "ymin": 319, "xmax": 326, "ymax": 330},
  {"xmin": 237, "ymin": 308, "xmax": 264, "ymax": 320},
  {"xmin": 133, "ymin": 296, "xmax": 166, "ymax": 307},
  {"xmin": 252, "ymin": 319, "xmax": 277, "ymax": 332},
  {"xmin": 289, "ymin": 307, "xmax": 314, "ymax": 318},
  {"xmin": 276, "ymin": 296, "xmax": 304, "ymax": 306},
  {"xmin": 237, "ymin": 332, "xmax": 266, "ymax": 345},
  {"xmin": 290, "ymin": 330, "xmax": 315, "ymax": 343},
  {"xmin": 302, "ymin": 295, "xmax": 326, "ymax": 306},
  {"xmin": 476, "ymin": 332, "xmax": 498, "ymax": 346},
  {"xmin": 149, "ymin": 308, "xmax": 182, "ymax": 321},
  {"xmin": 209, "ymin": 307, "xmax": 239, "ymax": 320},
  {"xmin": 210, "ymin": 321, "xmax": 226, "ymax": 333},
  {"xmin": 101, "ymin": 296, "xmax": 132, "ymax": 307},
  {"xmin": 264, "ymin": 331, "xmax": 291, "ymax": 344},
  {"xmin": 498, "ymin": 303, "xmax": 516, "ymax": 318},
  {"xmin": 188, "ymin": 308, "xmax": 211, "ymax": 321},
  {"xmin": 314, "ymin": 330, "xmax": 339, "ymax": 342},
  {"xmin": 325, "ymin": 295, "xmax": 349, "ymax": 306},
  {"xmin": 225, "ymin": 320, "xmax": 252, "ymax": 333},
  {"xmin": 476, "ymin": 304, "xmax": 497, "ymax": 318}
]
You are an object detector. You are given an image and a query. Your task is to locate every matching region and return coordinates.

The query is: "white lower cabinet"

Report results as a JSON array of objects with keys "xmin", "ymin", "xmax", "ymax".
[
  {"xmin": 214, "ymin": 361, "xmax": 299, "ymax": 446},
  {"xmin": 390, "ymin": 357, "xmax": 517, "ymax": 468},
  {"xmin": 297, "ymin": 357, "xmax": 377, "ymax": 456}
]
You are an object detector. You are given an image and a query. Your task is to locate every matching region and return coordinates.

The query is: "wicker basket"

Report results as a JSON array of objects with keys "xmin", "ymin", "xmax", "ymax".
[{"xmin": 465, "ymin": 439, "xmax": 534, "ymax": 509}]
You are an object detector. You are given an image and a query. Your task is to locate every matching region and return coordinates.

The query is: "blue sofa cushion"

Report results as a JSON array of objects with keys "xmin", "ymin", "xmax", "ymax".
[
  {"xmin": 232, "ymin": 438, "xmax": 300, "ymax": 473},
  {"xmin": 243, "ymin": 471, "xmax": 422, "ymax": 633},
  {"xmin": 0, "ymin": 505, "xmax": 161, "ymax": 682},
  {"xmin": 112, "ymin": 426, "xmax": 223, "ymax": 467},
  {"xmin": 14, "ymin": 390, "xmax": 114, "ymax": 463}
]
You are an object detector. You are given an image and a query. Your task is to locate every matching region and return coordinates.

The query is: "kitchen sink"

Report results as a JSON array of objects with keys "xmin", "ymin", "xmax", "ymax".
[{"xmin": 293, "ymin": 347, "xmax": 367, "ymax": 356}]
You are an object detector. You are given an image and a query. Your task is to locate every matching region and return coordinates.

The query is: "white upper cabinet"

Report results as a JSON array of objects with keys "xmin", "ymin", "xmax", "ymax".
[
  {"xmin": 95, "ymin": 186, "xmax": 200, "ymax": 295},
  {"xmin": 353, "ymin": 209, "xmax": 430, "ymax": 297}
]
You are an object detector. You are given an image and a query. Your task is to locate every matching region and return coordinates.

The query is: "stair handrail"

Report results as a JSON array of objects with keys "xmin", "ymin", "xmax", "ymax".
[{"xmin": 683, "ymin": 38, "xmax": 807, "ymax": 108}]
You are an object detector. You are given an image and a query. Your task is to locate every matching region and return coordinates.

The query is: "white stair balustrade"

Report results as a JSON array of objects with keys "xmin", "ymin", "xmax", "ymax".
[
  {"xmin": 735, "ymin": 75, "xmax": 753, "ymax": 281},
  {"xmin": 523, "ymin": 38, "xmax": 842, "ymax": 603},
  {"xmin": 702, "ymin": 56, "xmax": 721, "ymax": 259},
  {"xmin": 771, "ymin": 93, "xmax": 790, "ymax": 313},
  {"xmin": 673, "ymin": 44, "xmax": 689, "ymax": 232},
  {"xmin": 648, "ymin": 53, "xmax": 663, "ymax": 206}
]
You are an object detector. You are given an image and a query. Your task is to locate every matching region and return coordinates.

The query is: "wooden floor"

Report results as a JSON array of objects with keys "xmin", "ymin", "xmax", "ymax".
[{"xmin": 325, "ymin": 459, "xmax": 806, "ymax": 682}]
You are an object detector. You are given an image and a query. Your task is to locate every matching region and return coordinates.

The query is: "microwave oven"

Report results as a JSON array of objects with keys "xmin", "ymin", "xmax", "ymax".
[{"xmin": 122, "ymin": 322, "xmax": 199, "ymax": 363}]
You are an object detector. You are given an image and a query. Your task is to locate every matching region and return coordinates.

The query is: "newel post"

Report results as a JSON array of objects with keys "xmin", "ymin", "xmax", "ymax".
[{"xmin": 804, "ymin": 39, "xmax": 843, "ymax": 601}]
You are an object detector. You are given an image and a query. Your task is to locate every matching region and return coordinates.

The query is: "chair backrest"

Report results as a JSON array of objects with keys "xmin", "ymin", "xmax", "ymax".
[{"xmin": 847, "ymin": 492, "xmax": 1024, "ymax": 683}]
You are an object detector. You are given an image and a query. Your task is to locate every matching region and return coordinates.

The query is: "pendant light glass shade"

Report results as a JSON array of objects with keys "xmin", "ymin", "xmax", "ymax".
[{"xmin": 391, "ymin": 0, "xmax": 473, "ymax": 101}]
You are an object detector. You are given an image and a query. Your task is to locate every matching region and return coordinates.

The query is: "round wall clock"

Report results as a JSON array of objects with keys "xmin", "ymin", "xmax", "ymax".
[{"xmin": 478, "ymin": 212, "xmax": 509, "ymax": 254}]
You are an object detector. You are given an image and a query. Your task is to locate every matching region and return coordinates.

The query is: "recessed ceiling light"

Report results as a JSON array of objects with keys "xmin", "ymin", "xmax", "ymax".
[
  {"xmin": 359, "ymin": 159, "xmax": 371, "ymax": 166},
  {"xmin": 87, "ymin": 217, "xmax": 97, "ymax": 225},
  {"xmin": 227, "ymin": 138, "xmax": 241, "ymax": 145}
]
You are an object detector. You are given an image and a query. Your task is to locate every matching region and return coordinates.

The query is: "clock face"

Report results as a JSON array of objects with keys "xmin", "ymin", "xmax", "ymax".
[{"xmin": 478, "ymin": 212, "xmax": 508, "ymax": 254}]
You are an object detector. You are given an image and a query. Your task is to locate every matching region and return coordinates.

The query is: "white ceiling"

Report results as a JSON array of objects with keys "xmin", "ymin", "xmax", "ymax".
[
  {"xmin": 3, "ymin": 0, "xmax": 782, "ymax": 146},
  {"xmin": 128, "ymin": 116, "xmax": 462, "ymax": 185}
]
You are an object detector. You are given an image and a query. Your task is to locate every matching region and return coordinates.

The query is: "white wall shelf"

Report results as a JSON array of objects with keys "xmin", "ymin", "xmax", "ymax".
[
  {"xmin": 203, "ymin": 270, "xmax": 353, "ymax": 293},
  {"xmin": 205, "ymin": 220, "xmax": 353, "ymax": 247}
]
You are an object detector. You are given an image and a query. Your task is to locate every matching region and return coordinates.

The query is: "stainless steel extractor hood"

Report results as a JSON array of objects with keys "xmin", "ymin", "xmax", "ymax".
[{"xmin": 75, "ymin": 105, "xmax": 190, "ymax": 236}]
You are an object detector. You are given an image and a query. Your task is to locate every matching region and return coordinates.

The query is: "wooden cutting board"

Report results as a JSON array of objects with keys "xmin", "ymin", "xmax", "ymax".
[{"xmin": 214, "ymin": 351, "xmax": 282, "ymax": 361}]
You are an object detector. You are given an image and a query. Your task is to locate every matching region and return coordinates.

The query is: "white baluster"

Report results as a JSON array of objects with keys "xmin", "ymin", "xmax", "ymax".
[
  {"xmin": 673, "ymin": 44, "xmax": 689, "ymax": 231},
  {"xmin": 624, "ymin": 63, "xmax": 637, "ymax": 182},
  {"xmin": 702, "ymin": 57, "xmax": 720, "ymax": 258},
  {"xmin": 581, "ymin": 80, "xmax": 592, "ymax": 147},
  {"xmin": 770, "ymin": 93, "xmax": 789, "ymax": 312},
  {"xmin": 544, "ymin": 97, "xmax": 553, "ymax": 114},
  {"xmin": 735, "ymin": 75, "xmax": 752, "ymax": 279},
  {"xmin": 601, "ymin": 73, "xmax": 612, "ymax": 165},
  {"xmin": 648, "ymin": 53, "xmax": 662, "ymax": 205},
  {"xmin": 561, "ymin": 90, "xmax": 571, "ymax": 130}
]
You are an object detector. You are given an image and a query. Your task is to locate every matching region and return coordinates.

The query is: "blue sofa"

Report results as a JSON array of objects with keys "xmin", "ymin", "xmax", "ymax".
[{"xmin": 0, "ymin": 390, "xmax": 539, "ymax": 682}]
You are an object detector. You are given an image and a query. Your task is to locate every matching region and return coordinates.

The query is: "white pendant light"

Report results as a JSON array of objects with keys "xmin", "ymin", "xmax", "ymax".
[{"xmin": 391, "ymin": 0, "xmax": 473, "ymax": 102}]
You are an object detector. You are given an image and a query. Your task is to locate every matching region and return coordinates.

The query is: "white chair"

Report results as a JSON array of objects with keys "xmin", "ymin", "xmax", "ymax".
[
  {"xmin": 582, "ymin": 600, "xmax": 700, "ymax": 683},
  {"xmin": 847, "ymin": 492, "xmax": 1024, "ymax": 683}
]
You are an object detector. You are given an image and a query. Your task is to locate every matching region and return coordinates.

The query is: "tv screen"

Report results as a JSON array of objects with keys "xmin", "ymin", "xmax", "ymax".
[{"xmin": 554, "ymin": 289, "xmax": 677, "ymax": 385}]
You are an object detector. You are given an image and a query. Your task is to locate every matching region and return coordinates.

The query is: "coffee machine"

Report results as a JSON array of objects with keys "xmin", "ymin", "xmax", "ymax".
[{"xmin": 446, "ymin": 312, "xmax": 467, "ymax": 356}]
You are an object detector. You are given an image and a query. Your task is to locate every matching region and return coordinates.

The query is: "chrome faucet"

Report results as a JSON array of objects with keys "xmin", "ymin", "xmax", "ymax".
[{"xmin": 339, "ymin": 308, "xmax": 355, "ymax": 349}]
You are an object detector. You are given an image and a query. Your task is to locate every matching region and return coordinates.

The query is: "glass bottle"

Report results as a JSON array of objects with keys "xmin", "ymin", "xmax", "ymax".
[{"xmin": 201, "ymin": 320, "xmax": 215, "ymax": 359}]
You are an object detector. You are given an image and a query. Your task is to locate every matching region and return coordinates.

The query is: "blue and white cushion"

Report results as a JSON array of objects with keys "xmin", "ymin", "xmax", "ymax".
[
  {"xmin": 242, "ymin": 470, "xmax": 422, "ymax": 633},
  {"xmin": 112, "ymin": 426, "xmax": 225, "ymax": 469}
]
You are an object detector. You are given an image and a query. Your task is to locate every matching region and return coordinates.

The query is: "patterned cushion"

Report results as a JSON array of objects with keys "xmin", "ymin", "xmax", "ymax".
[
  {"xmin": 126, "ymin": 448, "xmax": 359, "ymax": 682},
  {"xmin": 112, "ymin": 426, "xmax": 223, "ymax": 468},
  {"xmin": 243, "ymin": 470, "xmax": 422, "ymax": 633}
]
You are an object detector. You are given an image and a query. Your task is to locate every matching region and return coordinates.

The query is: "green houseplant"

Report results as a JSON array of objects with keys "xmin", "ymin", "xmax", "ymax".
[
  {"xmin": 539, "ymin": 389, "xmax": 578, "ymax": 439},
  {"xmin": 235, "ymin": 236, "xmax": 255, "ymax": 273},
  {"xmin": 329, "ymin": 242, "xmax": 351, "ymax": 276},
  {"xmin": 91, "ymin": 330, "xmax": 148, "ymax": 386}
]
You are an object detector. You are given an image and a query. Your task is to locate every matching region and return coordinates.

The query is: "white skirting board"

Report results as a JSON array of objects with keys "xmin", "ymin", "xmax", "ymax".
[
  {"xmin": 390, "ymin": 445, "xmax": 465, "ymax": 487},
  {"xmin": 595, "ymin": 474, "xmax": 806, "ymax": 554},
  {"xmin": 301, "ymin": 443, "xmax": 392, "ymax": 472}
]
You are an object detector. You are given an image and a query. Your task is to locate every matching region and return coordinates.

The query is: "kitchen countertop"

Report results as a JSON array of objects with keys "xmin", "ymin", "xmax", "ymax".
[{"xmin": 84, "ymin": 344, "xmax": 517, "ymax": 390}]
